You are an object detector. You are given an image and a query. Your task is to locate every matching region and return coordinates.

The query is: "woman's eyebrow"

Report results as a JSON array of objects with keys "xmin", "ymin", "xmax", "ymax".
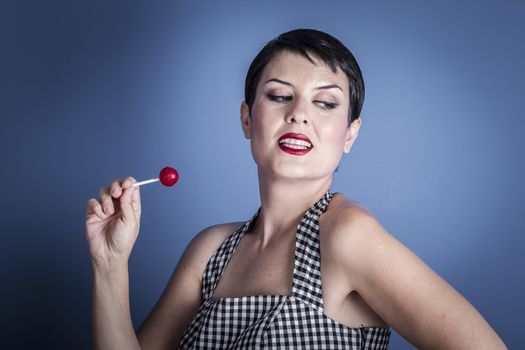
[
  {"xmin": 315, "ymin": 84, "xmax": 343, "ymax": 92},
  {"xmin": 264, "ymin": 78, "xmax": 293, "ymax": 87},
  {"xmin": 264, "ymin": 79, "xmax": 343, "ymax": 92}
]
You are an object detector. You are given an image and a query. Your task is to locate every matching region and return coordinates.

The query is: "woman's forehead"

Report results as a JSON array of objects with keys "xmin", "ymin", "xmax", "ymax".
[{"xmin": 259, "ymin": 51, "xmax": 348, "ymax": 91}]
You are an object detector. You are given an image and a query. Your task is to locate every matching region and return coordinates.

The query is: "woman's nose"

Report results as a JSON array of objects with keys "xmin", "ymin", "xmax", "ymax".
[{"xmin": 285, "ymin": 99, "xmax": 309, "ymax": 125}]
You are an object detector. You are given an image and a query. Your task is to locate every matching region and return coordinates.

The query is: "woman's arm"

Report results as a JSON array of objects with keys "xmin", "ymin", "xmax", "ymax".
[
  {"xmin": 329, "ymin": 205, "xmax": 506, "ymax": 349},
  {"xmin": 136, "ymin": 223, "xmax": 237, "ymax": 348},
  {"xmin": 87, "ymin": 176, "xmax": 237, "ymax": 349},
  {"xmin": 91, "ymin": 261, "xmax": 141, "ymax": 350},
  {"xmin": 86, "ymin": 178, "xmax": 142, "ymax": 350},
  {"xmin": 91, "ymin": 222, "xmax": 234, "ymax": 350}
]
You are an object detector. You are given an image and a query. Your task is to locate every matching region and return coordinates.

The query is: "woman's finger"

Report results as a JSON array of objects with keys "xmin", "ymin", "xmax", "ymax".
[
  {"xmin": 86, "ymin": 198, "xmax": 105, "ymax": 220},
  {"xmin": 120, "ymin": 185, "xmax": 138, "ymax": 223},
  {"xmin": 99, "ymin": 187, "xmax": 114, "ymax": 215},
  {"xmin": 131, "ymin": 183, "xmax": 141, "ymax": 216},
  {"xmin": 121, "ymin": 176, "xmax": 135, "ymax": 189},
  {"xmin": 122, "ymin": 177, "xmax": 141, "ymax": 216},
  {"xmin": 109, "ymin": 179, "xmax": 122, "ymax": 198}
]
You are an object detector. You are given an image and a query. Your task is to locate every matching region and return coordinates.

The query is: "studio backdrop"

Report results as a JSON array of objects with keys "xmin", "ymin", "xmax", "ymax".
[{"xmin": 1, "ymin": 0, "xmax": 523, "ymax": 348}]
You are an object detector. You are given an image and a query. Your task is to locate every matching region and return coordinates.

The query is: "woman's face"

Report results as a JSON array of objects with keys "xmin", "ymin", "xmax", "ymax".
[{"xmin": 241, "ymin": 50, "xmax": 361, "ymax": 182}]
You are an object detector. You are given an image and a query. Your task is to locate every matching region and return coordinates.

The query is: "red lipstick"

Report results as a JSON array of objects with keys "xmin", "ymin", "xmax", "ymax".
[{"xmin": 278, "ymin": 133, "xmax": 313, "ymax": 156}]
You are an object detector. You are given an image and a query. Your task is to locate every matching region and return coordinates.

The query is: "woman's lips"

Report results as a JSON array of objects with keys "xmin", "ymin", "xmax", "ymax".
[{"xmin": 278, "ymin": 133, "xmax": 313, "ymax": 156}]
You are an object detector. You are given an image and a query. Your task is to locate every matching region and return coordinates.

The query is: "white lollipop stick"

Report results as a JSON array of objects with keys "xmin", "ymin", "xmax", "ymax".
[{"xmin": 133, "ymin": 178, "xmax": 159, "ymax": 187}]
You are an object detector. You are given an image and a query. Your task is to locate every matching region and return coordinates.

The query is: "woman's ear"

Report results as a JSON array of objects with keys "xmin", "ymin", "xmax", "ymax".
[
  {"xmin": 344, "ymin": 117, "xmax": 362, "ymax": 153},
  {"xmin": 240, "ymin": 101, "xmax": 251, "ymax": 139}
]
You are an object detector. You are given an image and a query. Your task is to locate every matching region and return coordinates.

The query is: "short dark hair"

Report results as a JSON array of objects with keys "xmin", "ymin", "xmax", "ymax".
[{"xmin": 244, "ymin": 28, "xmax": 365, "ymax": 124}]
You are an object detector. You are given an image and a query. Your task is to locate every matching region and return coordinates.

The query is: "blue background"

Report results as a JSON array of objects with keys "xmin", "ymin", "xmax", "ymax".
[{"xmin": 1, "ymin": 1, "xmax": 524, "ymax": 348}]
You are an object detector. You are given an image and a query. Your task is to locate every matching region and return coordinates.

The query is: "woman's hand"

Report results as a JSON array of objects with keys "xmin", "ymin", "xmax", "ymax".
[{"xmin": 86, "ymin": 177, "xmax": 141, "ymax": 267}]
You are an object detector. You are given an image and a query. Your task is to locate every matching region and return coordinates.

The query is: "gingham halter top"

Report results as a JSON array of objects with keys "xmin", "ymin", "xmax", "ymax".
[{"xmin": 180, "ymin": 191, "xmax": 390, "ymax": 349}]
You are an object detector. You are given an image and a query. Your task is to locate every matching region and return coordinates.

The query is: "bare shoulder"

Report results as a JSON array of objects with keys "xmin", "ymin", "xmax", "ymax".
[
  {"xmin": 193, "ymin": 221, "xmax": 244, "ymax": 245},
  {"xmin": 320, "ymin": 193, "xmax": 408, "ymax": 290},
  {"xmin": 181, "ymin": 221, "xmax": 245, "ymax": 271},
  {"xmin": 322, "ymin": 193, "xmax": 392, "ymax": 255},
  {"xmin": 323, "ymin": 193, "xmax": 378, "ymax": 227},
  {"xmin": 163, "ymin": 221, "xmax": 244, "ymax": 291}
]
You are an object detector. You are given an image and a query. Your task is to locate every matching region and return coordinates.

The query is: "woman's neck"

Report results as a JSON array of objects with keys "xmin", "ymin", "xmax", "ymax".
[{"xmin": 252, "ymin": 169, "xmax": 332, "ymax": 247}]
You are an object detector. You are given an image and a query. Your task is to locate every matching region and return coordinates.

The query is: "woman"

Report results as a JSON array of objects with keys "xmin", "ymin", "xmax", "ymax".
[{"xmin": 86, "ymin": 29, "xmax": 506, "ymax": 349}]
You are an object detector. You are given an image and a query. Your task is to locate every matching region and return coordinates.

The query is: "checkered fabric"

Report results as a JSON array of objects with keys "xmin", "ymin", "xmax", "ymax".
[{"xmin": 180, "ymin": 191, "xmax": 391, "ymax": 349}]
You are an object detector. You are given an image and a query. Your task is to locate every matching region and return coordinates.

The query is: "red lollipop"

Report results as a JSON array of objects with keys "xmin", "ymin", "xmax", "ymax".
[
  {"xmin": 159, "ymin": 166, "xmax": 179, "ymax": 186},
  {"xmin": 133, "ymin": 166, "xmax": 179, "ymax": 188}
]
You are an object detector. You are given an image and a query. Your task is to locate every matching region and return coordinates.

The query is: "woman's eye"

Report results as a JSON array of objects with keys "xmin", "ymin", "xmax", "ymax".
[
  {"xmin": 267, "ymin": 94, "xmax": 292, "ymax": 103},
  {"xmin": 314, "ymin": 100, "xmax": 338, "ymax": 110}
]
